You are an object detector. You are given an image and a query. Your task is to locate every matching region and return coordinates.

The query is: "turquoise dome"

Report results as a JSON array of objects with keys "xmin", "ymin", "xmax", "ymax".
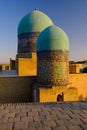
[
  {"xmin": 37, "ymin": 25, "xmax": 69, "ymax": 51},
  {"xmin": 18, "ymin": 10, "xmax": 53, "ymax": 35}
]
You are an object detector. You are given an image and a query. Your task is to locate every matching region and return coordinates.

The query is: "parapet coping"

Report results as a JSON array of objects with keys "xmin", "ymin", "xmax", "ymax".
[{"xmin": 0, "ymin": 101, "xmax": 86, "ymax": 106}]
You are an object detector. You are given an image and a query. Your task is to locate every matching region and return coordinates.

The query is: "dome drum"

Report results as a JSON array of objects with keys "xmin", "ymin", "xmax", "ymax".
[
  {"xmin": 18, "ymin": 32, "xmax": 39, "ymax": 53},
  {"xmin": 37, "ymin": 50, "xmax": 69, "ymax": 86}
]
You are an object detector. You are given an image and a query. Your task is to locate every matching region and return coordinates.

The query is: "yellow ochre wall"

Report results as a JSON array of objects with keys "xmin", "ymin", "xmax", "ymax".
[
  {"xmin": 17, "ymin": 53, "xmax": 37, "ymax": 76},
  {"xmin": 69, "ymin": 64, "xmax": 83, "ymax": 74},
  {"xmin": 38, "ymin": 74, "xmax": 87, "ymax": 102},
  {"xmin": 0, "ymin": 64, "xmax": 10, "ymax": 70},
  {"xmin": 69, "ymin": 74, "xmax": 87, "ymax": 100},
  {"xmin": 39, "ymin": 86, "xmax": 78, "ymax": 102}
]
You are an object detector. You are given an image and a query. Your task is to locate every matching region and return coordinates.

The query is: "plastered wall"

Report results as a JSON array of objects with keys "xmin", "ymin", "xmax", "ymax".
[
  {"xmin": 0, "ymin": 76, "xmax": 36, "ymax": 103},
  {"xmin": 37, "ymin": 74, "xmax": 87, "ymax": 102},
  {"xmin": 17, "ymin": 53, "xmax": 37, "ymax": 76},
  {"xmin": 69, "ymin": 74, "xmax": 87, "ymax": 100},
  {"xmin": 0, "ymin": 74, "xmax": 87, "ymax": 103},
  {"xmin": 39, "ymin": 86, "xmax": 78, "ymax": 102}
]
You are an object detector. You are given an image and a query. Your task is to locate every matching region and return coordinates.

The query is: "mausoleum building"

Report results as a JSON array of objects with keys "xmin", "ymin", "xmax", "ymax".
[{"xmin": 0, "ymin": 9, "xmax": 87, "ymax": 103}]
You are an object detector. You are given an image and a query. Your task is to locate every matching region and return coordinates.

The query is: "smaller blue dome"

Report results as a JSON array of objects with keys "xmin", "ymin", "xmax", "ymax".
[{"xmin": 37, "ymin": 25, "xmax": 69, "ymax": 52}]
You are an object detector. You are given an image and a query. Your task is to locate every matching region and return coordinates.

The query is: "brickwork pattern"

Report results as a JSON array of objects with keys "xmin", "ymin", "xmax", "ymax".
[
  {"xmin": 0, "ymin": 101, "xmax": 87, "ymax": 130},
  {"xmin": 37, "ymin": 50, "xmax": 69, "ymax": 86},
  {"xmin": 18, "ymin": 32, "xmax": 39, "ymax": 53}
]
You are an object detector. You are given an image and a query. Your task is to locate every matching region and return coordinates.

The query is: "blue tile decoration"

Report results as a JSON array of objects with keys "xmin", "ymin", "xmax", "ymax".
[
  {"xmin": 37, "ymin": 50, "xmax": 69, "ymax": 86},
  {"xmin": 18, "ymin": 32, "xmax": 39, "ymax": 53}
]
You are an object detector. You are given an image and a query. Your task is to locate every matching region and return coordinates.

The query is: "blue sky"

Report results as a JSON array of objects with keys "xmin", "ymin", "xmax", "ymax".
[{"xmin": 0, "ymin": 0, "xmax": 87, "ymax": 63}]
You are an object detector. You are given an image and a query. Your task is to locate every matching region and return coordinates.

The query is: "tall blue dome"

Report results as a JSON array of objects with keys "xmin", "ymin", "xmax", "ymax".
[
  {"xmin": 17, "ymin": 10, "xmax": 53, "ymax": 54},
  {"xmin": 18, "ymin": 10, "xmax": 53, "ymax": 35}
]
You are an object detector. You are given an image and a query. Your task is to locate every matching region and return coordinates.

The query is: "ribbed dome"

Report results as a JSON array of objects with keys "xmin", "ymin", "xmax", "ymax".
[
  {"xmin": 18, "ymin": 10, "xmax": 53, "ymax": 35},
  {"xmin": 37, "ymin": 25, "xmax": 69, "ymax": 51}
]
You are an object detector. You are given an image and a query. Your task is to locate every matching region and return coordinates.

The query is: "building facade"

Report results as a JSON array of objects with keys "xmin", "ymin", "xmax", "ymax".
[{"xmin": 0, "ymin": 9, "xmax": 87, "ymax": 103}]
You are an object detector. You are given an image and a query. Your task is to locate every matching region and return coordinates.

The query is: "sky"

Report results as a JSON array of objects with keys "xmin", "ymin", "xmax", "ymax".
[{"xmin": 0, "ymin": 0, "xmax": 87, "ymax": 63}]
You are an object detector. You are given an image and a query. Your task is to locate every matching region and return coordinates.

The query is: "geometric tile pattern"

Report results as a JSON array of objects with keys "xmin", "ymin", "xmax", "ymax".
[
  {"xmin": 37, "ymin": 50, "xmax": 69, "ymax": 86},
  {"xmin": 18, "ymin": 32, "xmax": 39, "ymax": 53}
]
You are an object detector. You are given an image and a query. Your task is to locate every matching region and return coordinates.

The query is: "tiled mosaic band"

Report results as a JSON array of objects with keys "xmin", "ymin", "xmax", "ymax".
[
  {"xmin": 16, "ymin": 53, "xmax": 32, "ymax": 58},
  {"xmin": 37, "ymin": 50, "xmax": 69, "ymax": 86},
  {"xmin": 18, "ymin": 32, "xmax": 39, "ymax": 53}
]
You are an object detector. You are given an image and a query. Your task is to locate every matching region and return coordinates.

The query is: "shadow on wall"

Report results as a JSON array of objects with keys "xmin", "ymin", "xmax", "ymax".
[
  {"xmin": 79, "ymin": 95, "xmax": 87, "ymax": 101},
  {"xmin": 0, "ymin": 76, "xmax": 36, "ymax": 103}
]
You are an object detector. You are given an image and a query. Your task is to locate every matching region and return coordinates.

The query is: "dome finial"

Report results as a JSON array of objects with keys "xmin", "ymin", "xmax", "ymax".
[{"xmin": 35, "ymin": 8, "xmax": 38, "ymax": 11}]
